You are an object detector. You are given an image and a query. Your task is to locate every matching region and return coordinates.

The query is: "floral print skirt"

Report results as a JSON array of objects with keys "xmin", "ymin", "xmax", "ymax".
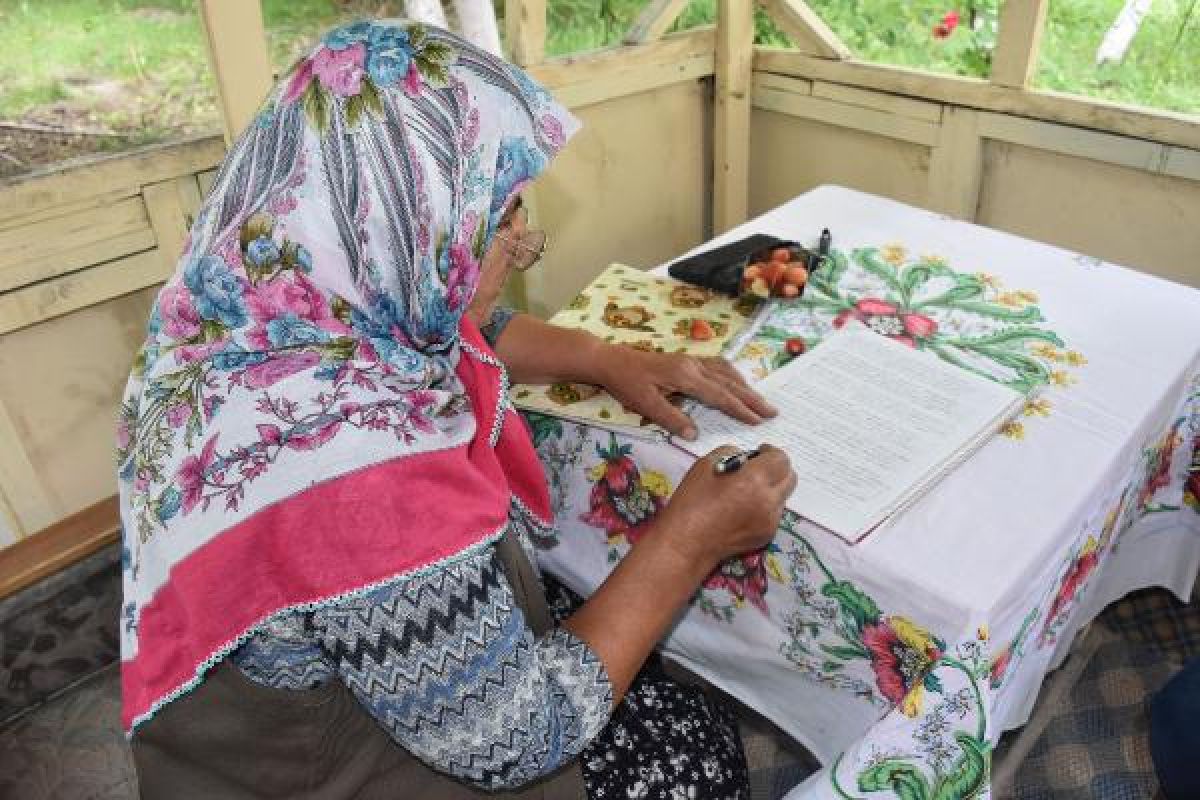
[{"xmin": 545, "ymin": 577, "xmax": 749, "ymax": 800}]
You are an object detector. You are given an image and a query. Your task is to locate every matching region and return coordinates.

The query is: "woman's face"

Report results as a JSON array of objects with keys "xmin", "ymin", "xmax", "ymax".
[{"xmin": 465, "ymin": 197, "xmax": 528, "ymax": 328}]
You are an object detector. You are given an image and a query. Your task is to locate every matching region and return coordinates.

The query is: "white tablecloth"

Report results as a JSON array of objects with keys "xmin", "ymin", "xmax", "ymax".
[{"xmin": 526, "ymin": 186, "xmax": 1200, "ymax": 799}]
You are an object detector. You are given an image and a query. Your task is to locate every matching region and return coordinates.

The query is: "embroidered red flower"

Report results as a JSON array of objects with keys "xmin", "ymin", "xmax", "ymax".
[
  {"xmin": 1042, "ymin": 538, "xmax": 1100, "ymax": 638},
  {"xmin": 580, "ymin": 434, "xmax": 669, "ymax": 546},
  {"xmin": 833, "ymin": 298, "xmax": 938, "ymax": 347},
  {"xmin": 861, "ymin": 615, "xmax": 942, "ymax": 716},
  {"xmin": 1138, "ymin": 431, "xmax": 1181, "ymax": 510},
  {"xmin": 933, "ymin": 10, "xmax": 960, "ymax": 38},
  {"xmin": 703, "ymin": 551, "xmax": 770, "ymax": 612}
]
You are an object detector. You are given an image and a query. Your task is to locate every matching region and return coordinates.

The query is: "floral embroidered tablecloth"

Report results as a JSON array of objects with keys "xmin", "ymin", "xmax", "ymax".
[{"xmin": 525, "ymin": 187, "xmax": 1200, "ymax": 800}]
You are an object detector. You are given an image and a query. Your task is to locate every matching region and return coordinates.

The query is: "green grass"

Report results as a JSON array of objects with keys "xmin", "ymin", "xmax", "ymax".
[{"xmin": 0, "ymin": 0, "xmax": 1195, "ymax": 139}]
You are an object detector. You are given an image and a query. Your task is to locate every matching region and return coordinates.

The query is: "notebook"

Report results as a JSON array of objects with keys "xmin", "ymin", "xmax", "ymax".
[
  {"xmin": 677, "ymin": 325, "xmax": 1028, "ymax": 544},
  {"xmin": 510, "ymin": 263, "xmax": 758, "ymax": 439}
]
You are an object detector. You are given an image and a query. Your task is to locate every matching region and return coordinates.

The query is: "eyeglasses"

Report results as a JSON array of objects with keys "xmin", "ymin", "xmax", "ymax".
[{"xmin": 494, "ymin": 228, "xmax": 547, "ymax": 272}]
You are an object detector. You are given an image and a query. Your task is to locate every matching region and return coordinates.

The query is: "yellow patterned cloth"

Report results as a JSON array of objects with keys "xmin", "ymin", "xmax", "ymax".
[{"xmin": 511, "ymin": 264, "xmax": 754, "ymax": 437}]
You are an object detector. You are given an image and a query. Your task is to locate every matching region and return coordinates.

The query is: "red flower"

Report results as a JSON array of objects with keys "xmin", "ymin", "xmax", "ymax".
[
  {"xmin": 988, "ymin": 647, "xmax": 1012, "ymax": 689},
  {"xmin": 833, "ymin": 298, "xmax": 938, "ymax": 348},
  {"xmin": 1043, "ymin": 544, "xmax": 1100, "ymax": 635},
  {"xmin": 861, "ymin": 616, "xmax": 942, "ymax": 708},
  {"xmin": 1138, "ymin": 431, "xmax": 1180, "ymax": 510},
  {"xmin": 703, "ymin": 551, "xmax": 770, "ymax": 612},
  {"xmin": 933, "ymin": 9, "xmax": 960, "ymax": 38},
  {"xmin": 580, "ymin": 434, "xmax": 666, "ymax": 545}
]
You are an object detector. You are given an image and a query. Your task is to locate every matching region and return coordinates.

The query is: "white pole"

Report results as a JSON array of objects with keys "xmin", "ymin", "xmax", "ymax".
[
  {"xmin": 404, "ymin": 0, "xmax": 449, "ymax": 27},
  {"xmin": 1096, "ymin": 0, "xmax": 1154, "ymax": 65},
  {"xmin": 452, "ymin": 0, "xmax": 503, "ymax": 56}
]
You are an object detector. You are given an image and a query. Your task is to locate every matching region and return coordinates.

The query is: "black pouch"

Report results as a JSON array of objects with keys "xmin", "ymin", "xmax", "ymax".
[{"xmin": 667, "ymin": 234, "xmax": 812, "ymax": 297}]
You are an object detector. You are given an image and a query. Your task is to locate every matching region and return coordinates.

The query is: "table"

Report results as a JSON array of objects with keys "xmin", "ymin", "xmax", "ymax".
[{"xmin": 526, "ymin": 186, "xmax": 1200, "ymax": 799}]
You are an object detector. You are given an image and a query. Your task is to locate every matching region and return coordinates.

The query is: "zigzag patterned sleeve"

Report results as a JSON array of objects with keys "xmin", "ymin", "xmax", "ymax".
[{"xmin": 307, "ymin": 544, "xmax": 614, "ymax": 790}]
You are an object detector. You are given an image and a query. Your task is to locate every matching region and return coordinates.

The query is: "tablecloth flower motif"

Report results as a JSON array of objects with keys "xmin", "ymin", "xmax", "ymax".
[
  {"xmin": 733, "ymin": 246, "xmax": 1084, "ymax": 437},
  {"xmin": 580, "ymin": 433, "xmax": 670, "ymax": 555},
  {"xmin": 823, "ymin": 636, "xmax": 993, "ymax": 800},
  {"xmin": 774, "ymin": 516, "xmax": 948, "ymax": 716}
]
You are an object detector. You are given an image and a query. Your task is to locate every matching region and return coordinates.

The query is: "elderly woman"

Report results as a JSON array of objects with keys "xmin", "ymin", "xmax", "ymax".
[{"xmin": 117, "ymin": 21, "xmax": 794, "ymax": 800}]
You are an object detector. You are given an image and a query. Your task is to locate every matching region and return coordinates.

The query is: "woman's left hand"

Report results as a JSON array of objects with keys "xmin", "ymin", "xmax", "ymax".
[{"xmin": 592, "ymin": 345, "xmax": 776, "ymax": 440}]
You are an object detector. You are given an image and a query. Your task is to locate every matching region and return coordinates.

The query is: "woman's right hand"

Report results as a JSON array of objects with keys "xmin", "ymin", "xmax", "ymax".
[{"xmin": 655, "ymin": 444, "xmax": 796, "ymax": 568}]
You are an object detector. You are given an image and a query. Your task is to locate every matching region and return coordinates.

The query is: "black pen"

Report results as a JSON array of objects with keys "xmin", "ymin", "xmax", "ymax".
[
  {"xmin": 815, "ymin": 228, "xmax": 832, "ymax": 271},
  {"xmin": 713, "ymin": 448, "xmax": 762, "ymax": 475}
]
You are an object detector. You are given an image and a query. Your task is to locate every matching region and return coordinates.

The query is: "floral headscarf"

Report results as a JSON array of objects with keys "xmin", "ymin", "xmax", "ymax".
[{"xmin": 117, "ymin": 20, "xmax": 579, "ymax": 733}]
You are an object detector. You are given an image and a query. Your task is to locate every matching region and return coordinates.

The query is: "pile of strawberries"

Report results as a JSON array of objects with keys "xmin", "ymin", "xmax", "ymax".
[{"xmin": 742, "ymin": 247, "xmax": 809, "ymax": 299}]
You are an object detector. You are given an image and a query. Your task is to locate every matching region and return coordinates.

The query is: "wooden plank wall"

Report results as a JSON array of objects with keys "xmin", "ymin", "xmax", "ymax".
[
  {"xmin": 0, "ymin": 137, "xmax": 224, "ymax": 544},
  {"xmin": 746, "ymin": 66, "xmax": 1200, "ymax": 288}
]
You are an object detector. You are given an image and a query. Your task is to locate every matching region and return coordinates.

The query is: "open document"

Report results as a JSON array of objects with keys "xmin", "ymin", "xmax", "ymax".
[{"xmin": 680, "ymin": 327, "xmax": 1026, "ymax": 543}]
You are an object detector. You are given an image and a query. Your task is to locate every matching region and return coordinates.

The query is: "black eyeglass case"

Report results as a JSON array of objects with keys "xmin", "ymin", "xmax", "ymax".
[{"xmin": 666, "ymin": 234, "xmax": 814, "ymax": 297}]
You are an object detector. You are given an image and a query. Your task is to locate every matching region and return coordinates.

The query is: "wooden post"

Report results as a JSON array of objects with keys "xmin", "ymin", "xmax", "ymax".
[
  {"xmin": 625, "ymin": 0, "xmax": 692, "ymax": 45},
  {"xmin": 505, "ymin": 0, "xmax": 547, "ymax": 67},
  {"xmin": 991, "ymin": 0, "xmax": 1050, "ymax": 89},
  {"xmin": 927, "ymin": 107, "xmax": 984, "ymax": 220},
  {"xmin": 713, "ymin": 0, "xmax": 754, "ymax": 234},
  {"xmin": 197, "ymin": 0, "xmax": 275, "ymax": 145},
  {"xmin": 758, "ymin": 0, "xmax": 851, "ymax": 60}
]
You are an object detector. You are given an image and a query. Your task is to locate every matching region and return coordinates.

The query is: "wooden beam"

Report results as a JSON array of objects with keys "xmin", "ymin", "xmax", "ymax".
[
  {"xmin": 505, "ymin": 0, "xmax": 546, "ymax": 67},
  {"xmin": 0, "ymin": 495, "xmax": 120, "ymax": 600},
  {"xmin": 753, "ymin": 73, "xmax": 942, "ymax": 146},
  {"xmin": 625, "ymin": 0, "xmax": 692, "ymax": 45},
  {"xmin": 0, "ymin": 249, "xmax": 167, "ymax": 335},
  {"xmin": 0, "ymin": 397, "xmax": 57, "ymax": 536},
  {"xmin": 0, "ymin": 197, "xmax": 153, "ymax": 292},
  {"xmin": 0, "ymin": 136, "xmax": 224, "ymax": 223},
  {"xmin": 754, "ymin": 49, "xmax": 1200, "ymax": 151},
  {"xmin": 530, "ymin": 28, "xmax": 714, "ymax": 88},
  {"xmin": 928, "ymin": 106, "xmax": 984, "ymax": 219},
  {"xmin": 976, "ymin": 112, "xmax": 1200, "ymax": 182},
  {"xmin": 758, "ymin": 0, "xmax": 851, "ymax": 60},
  {"xmin": 714, "ymin": 0, "xmax": 754, "ymax": 233},
  {"xmin": 197, "ymin": 0, "xmax": 274, "ymax": 145},
  {"xmin": 991, "ymin": 0, "xmax": 1050, "ymax": 89}
]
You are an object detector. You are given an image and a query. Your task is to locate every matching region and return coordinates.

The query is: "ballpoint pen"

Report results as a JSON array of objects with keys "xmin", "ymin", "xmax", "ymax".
[{"xmin": 713, "ymin": 448, "xmax": 762, "ymax": 475}]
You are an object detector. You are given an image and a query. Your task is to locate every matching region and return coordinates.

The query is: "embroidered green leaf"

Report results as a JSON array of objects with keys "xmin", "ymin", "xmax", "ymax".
[
  {"xmin": 302, "ymin": 81, "xmax": 330, "ymax": 135},
  {"xmin": 931, "ymin": 734, "xmax": 990, "ymax": 800},
  {"xmin": 525, "ymin": 413, "xmax": 564, "ymax": 448},
  {"xmin": 820, "ymin": 644, "xmax": 867, "ymax": 661},
  {"xmin": 858, "ymin": 760, "xmax": 931, "ymax": 800},
  {"xmin": 910, "ymin": 275, "xmax": 986, "ymax": 309},
  {"xmin": 939, "ymin": 300, "xmax": 1044, "ymax": 323},
  {"xmin": 822, "ymin": 580, "xmax": 882, "ymax": 632},
  {"xmin": 923, "ymin": 671, "xmax": 944, "ymax": 694},
  {"xmin": 939, "ymin": 328, "xmax": 1063, "ymax": 349},
  {"xmin": 853, "ymin": 248, "xmax": 904, "ymax": 294},
  {"xmin": 808, "ymin": 248, "xmax": 849, "ymax": 297}
]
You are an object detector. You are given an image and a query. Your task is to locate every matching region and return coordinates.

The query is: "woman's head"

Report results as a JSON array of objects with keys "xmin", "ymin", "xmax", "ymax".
[
  {"xmin": 161, "ymin": 20, "xmax": 577, "ymax": 379},
  {"xmin": 466, "ymin": 195, "xmax": 546, "ymax": 326}
]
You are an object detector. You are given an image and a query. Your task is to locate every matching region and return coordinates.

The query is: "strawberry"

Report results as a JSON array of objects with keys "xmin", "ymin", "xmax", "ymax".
[{"xmin": 689, "ymin": 319, "xmax": 715, "ymax": 340}]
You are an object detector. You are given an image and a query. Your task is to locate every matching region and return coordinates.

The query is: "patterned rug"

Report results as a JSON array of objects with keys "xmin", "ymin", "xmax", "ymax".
[{"xmin": 1, "ymin": 588, "xmax": 1196, "ymax": 800}]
